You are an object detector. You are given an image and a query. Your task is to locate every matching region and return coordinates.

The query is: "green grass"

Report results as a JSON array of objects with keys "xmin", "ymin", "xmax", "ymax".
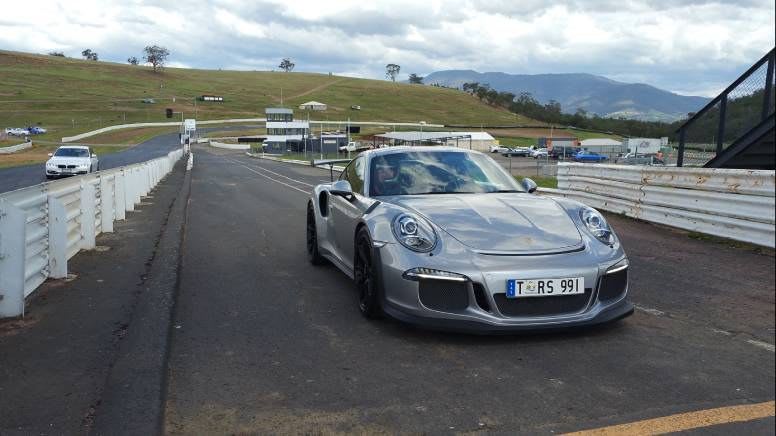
[
  {"xmin": 1, "ymin": 50, "xmax": 536, "ymax": 144},
  {"xmin": 516, "ymin": 175, "xmax": 558, "ymax": 189}
]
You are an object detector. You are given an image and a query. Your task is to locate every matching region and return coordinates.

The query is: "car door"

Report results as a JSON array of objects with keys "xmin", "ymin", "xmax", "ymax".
[{"xmin": 329, "ymin": 156, "xmax": 369, "ymax": 271}]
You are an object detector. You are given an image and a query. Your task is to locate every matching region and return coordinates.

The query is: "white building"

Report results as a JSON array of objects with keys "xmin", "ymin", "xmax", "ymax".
[
  {"xmin": 374, "ymin": 131, "xmax": 496, "ymax": 151},
  {"xmin": 298, "ymin": 101, "xmax": 327, "ymax": 111},
  {"xmin": 265, "ymin": 108, "xmax": 310, "ymax": 151},
  {"xmin": 580, "ymin": 138, "xmax": 625, "ymax": 155}
]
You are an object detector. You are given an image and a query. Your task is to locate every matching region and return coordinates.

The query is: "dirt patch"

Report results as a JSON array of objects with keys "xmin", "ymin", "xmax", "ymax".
[{"xmin": 0, "ymin": 315, "xmax": 40, "ymax": 337}]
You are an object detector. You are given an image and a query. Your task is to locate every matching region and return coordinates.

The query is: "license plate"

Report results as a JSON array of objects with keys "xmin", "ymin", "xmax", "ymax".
[{"xmin": 506, "ymin": 277, "xmax": 584, "ymax": 298}]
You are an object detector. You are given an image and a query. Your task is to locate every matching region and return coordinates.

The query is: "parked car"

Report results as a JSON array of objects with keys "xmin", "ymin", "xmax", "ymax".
[
  {"xmin": 550, "ymin": 146, "xmax": 580, "ymax": 159},
  {"xmin": 532, "ymin": 148, "xmax": 548, "ymax": 158},
  {"xmin": 573, "ymin": 151, "xmax": 608, "ymax": 162},
  {"xmin": 142, "ymin": 98, "xmax": 156, "ymax": 104},
  {"xmin": 45, "ymin": 146, "xmax": 99, "ymax": 179},
  {"xmin": 306, "ymin": 146, "xmax": 632, "ymax": 331},
  {"xmin": 489, "ymin": 145, "xmax": 510, "ymax": 153},
  {"xmin": 502, "ymin": 147, "xmax": 531, "ymax": 157},
  {"xmin": 5, "ymin": 127, "xmax": 30, "ymax": 136},
  {"xmin": 351, "ymin": 105, "xmax": 361, "ymax": 110},
  {"xmin": 616, "ymin": 154, "xmax": 664, "ymax": 166},
  {"xmin": 28, "ymin": 126, "xmax": 47, "ymax": 134}
]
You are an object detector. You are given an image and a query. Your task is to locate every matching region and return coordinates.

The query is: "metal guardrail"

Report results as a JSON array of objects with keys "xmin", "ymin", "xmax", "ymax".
[
  {"xmin": 549, "ymin": 163, "xmax": 775, "ymax": 247},
  {"xmin": 0, "ymin": 147, "xmax": 186, "ymax": 318}
]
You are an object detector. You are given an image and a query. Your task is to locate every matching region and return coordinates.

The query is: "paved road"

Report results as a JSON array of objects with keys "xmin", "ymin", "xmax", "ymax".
[
  {"xmin": 0, "ymin": 126, "xmax": 251, "ymax": 194},
  {"xmin": 162, "ymin": 145, "xmax": 774, "ymax": 434}
]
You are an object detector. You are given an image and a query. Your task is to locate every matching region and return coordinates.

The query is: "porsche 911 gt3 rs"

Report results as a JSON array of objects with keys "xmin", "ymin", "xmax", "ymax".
[{"xmin": 306, "ymin": 147, "xmax": 633, "ymax": 332}]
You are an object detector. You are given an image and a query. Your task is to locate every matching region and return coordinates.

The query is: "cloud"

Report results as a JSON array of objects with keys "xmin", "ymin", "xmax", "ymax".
[{"xmin": 0, "ymin": 0, "xmax": 773, "ymax": 96}]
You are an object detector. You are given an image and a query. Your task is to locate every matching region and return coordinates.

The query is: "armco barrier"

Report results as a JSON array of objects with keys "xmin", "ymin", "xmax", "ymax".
[
  {"xmin": 550, "ymin": 163, "xmax": 775, "ymax": 247},
  {"xmin": 0, "ymin": 141, "xmax": 32, "ymax": 154},
  {"xmin": 0, "ymin": 147, "xmax": 185, "ymax": 318}
]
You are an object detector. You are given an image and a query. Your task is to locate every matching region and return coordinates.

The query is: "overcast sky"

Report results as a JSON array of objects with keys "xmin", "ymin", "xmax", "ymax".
[{"xmin": 1, "ymin": 0, "xmax": 773, "ymax": 96}]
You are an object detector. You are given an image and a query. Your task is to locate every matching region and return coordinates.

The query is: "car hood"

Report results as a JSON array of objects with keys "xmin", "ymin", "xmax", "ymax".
[{"xmin": 388, "ymin": 194, "xmax": 584, "ymax": 254}]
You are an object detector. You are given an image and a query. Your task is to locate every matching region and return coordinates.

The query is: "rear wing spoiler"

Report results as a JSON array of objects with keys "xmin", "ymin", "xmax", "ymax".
[{"xmin": 313, "ymin": 159, "xmax": 352, "ymax": 181}]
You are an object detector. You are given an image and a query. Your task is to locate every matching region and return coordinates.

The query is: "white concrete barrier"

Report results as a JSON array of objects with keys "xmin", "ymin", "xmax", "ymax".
[
  {"xmin": 209, "ymin": 140, "xmax": 250, "ymax": 150},
  {"xmin": 0, "ymin": 147, "xmax": 186, "ymax": 318},
  {"xmin": 62, "ymin": 119, "xmax": 444, "ymax": 142},
  {"xmin": 549, "ymin": 163, "xmax": 775, "ymax": 247},
  {"xmin": 0, "ymin": 141, "xmax": 32, "ymax": 154}
]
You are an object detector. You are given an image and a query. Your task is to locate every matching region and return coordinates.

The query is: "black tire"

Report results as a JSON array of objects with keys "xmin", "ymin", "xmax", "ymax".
[
  {"xmin": 306, "ymin": 202, "xmax": 326, "ymax": 265},
  {"xmin": 354, "ymin": 227, "xmax": 382, "ymax": 319}
]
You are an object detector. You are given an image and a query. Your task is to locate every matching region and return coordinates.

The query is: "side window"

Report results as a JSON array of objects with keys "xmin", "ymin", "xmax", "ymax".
[{"xmin": 340, "ymin": 157, "xmax": 365, "ymax": 194}]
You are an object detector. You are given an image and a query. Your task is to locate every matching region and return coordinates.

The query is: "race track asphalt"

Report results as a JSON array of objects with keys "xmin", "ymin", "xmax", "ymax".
[
  {"xmin": 162, "ymin": 145, "xmax": 775, "ymax": 434},
  {"xmin": 0, "ymin": 126, "xmax": 253, "ymax": 194}
]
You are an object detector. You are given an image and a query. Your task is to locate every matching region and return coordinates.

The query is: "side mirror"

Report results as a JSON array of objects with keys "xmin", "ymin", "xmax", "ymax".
[
  {"xmin": 91, "ymin": 153, "xmax": 97, "ymax": 158},
  {"xmin": 48, "ymin": 153, "xmax": 53, "ymax": 157},
  {"xmin": 330, "ymin": 180, "xmax": 354, "ymax": 199},
  {"xmin": 522, "ymin": 178, "xmax": 538, "ymax": 194}
]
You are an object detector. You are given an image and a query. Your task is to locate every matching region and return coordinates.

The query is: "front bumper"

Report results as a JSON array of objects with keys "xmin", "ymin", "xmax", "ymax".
[
  {"xmin": 373, "ymin": 241, "xmax": 633, "ymax": 333},
  {"xmin": 46, "ymin": 169, "xmax": 88, "ymax": 177}
]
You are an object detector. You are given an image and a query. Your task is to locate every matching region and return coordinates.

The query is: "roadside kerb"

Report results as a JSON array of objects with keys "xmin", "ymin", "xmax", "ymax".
[{"xmin": 0, "ymin": 147, "xmax": 186, "ymax": 318}]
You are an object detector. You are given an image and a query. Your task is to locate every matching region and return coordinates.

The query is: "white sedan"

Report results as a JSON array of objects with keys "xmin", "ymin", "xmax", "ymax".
[{"xmin": 45, "ymin": 146, "xmax": 99, "ymax": 179}]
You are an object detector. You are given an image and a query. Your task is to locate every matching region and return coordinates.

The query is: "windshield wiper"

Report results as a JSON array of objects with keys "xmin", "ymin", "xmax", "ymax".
[{"xmin": 490, "ymin": 189, "xmax": 522, "ymax": 193}]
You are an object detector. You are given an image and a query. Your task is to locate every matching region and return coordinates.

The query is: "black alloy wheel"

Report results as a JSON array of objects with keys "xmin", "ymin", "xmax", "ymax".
[
  {"xmin": 306, "ymin": 202, "xmax": 325, "ymax": 265},
  {"xmin": 354, "ymin": 227, "xmax": 382, "ymax": 318}
]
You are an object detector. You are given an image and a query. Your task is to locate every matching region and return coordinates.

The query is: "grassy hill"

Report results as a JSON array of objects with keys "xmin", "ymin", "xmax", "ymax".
[{"xmin": 0, "ymin": 50, "xmax": 538, "ymax": 143}]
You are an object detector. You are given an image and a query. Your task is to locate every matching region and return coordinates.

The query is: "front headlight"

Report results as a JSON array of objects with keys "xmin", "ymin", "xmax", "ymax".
[
  {"xmin": 392, "ymin": 213, "xmax": 437, "ymax": 252},
  {"xmin": 580, "ymin": 207, "xmax": 614, "ymax": 245}
]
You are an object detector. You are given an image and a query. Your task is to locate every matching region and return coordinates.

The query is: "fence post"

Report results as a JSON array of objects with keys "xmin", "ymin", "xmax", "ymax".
[
  {"xmin": 124, "ymin": 169, "xmax": 135, "ymax": 212},
  {"xmin": 716, "ymin": 93, "xmax": 727, "ymax": 154},
  {"xmin": 677, "ymin": 128, "xmax": 686, "ymax": 167},
  {"xmin": 81, "ymin": 182, "xmax": 96, "ymax": 250},
  {"xmin": 47, "ymin": 196, "xmax": 67, "ymax": 279},
  {"xmin": 100, "ymin": 175, "xmax": 114, "ymax": 233},
  {"xmin": 115, "ymin": 171, "xmax": 126, "ymax": 219},
  {"xmin": 763, "ymin": 52, "xmax": 774, "ymax": 121},
  {"xmin": 0, "ymin": 199, "xmax": 27, "ymax": 317}
]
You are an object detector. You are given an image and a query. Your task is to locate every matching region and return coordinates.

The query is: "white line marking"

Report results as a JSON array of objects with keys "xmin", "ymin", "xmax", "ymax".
[
  {"xmin": 225, "ymin": 159, "xmax": 310, "ymax": 194},
  {"xmin": 634, "ymin": 304, "xmax": 665, "ymax": 316},
  {"xmin": 746, "ymin": 339, "xmax": 776, "ymax": 352},
  {"xmin": 224, "ymin": 156, "xmax": 315, "ymax": 187}
]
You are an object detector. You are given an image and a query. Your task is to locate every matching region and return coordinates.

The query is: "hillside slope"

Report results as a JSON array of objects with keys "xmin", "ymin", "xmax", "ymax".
[
  {"xmin": 0, "ymin": 51, "xmax": 534, "ymax": 141},
  {"xmin": 423, "ymin": 70, "xmax": 709, "ymax": 122}
]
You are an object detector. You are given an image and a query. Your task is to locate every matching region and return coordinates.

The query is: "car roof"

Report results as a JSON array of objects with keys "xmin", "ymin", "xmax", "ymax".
[{"xmin": 57, "ymin": 145, "xmax": 90, "ymax": 150}]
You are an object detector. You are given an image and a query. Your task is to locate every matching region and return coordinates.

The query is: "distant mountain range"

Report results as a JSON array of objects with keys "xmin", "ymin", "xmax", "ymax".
[{"xmin": 421, "ymin": 70, "xmax": 710, "ymax": 122}]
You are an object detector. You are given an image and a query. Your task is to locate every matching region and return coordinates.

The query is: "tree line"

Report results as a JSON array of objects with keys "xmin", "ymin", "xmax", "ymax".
[
  {"xmin": 462, "ymin": 82, "xmax": 682, "ymax": 138},
  {"xmin": 48, "ymin": 45, "xmax": 170, "ymax": 73}
]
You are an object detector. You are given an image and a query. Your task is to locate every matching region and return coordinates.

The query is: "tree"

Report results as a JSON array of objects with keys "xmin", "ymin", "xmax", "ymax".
[
  {"xmin": 385, "ymin": 64, "xmax": 400, "ymax": 82},
  {"xmin": 278, "ymin": 58, "xmax": 295, "ymax": 72},
  {"xmin": 144, "ymin": 45, "xmax": 170, "ymax": 73},
  {"xmin": 408, "ymin": 73, "xmax": 424, "ymax": 84},
  {"xmin": 48, "ymin": 51, "xmax": 65, "ymax": 57},
  {"xmin": 81, "ymin": 49, "xmax": 98, "ymax": 61},
  {"xmin": 127, "ymin": 56, "xmax": 139, "ymax": 65}
]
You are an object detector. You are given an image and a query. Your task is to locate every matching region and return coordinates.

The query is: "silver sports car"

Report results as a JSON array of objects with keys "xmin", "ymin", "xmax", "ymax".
[{"xmin": 306, "ymin": 147, "xmax": 633, "ymax": 332}]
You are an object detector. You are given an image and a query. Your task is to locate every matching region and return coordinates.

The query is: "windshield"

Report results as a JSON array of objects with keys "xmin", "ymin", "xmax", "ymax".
[
  {"xmin": 369, "ymin": 150, "xmax": 523, "ymax": 196},
  {"xmin": 55, "ymin": 148, "xmax": 90, "ymax": 157}
]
